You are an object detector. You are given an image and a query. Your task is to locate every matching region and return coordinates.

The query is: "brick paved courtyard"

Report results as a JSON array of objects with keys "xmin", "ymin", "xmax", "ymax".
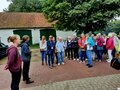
[
  {"xmin": 0, "ymin": 49, "xmax": 120, "ymax": 90},
  {"xmin": 21, "ymin": 74, "xmax": 120, "ymax": 90},
  {"xmin": 0, "ymin": 60, "xmax": 120, "ymax": 90}
]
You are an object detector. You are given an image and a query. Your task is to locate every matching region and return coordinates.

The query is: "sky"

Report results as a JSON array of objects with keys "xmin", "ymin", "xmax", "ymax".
[{"xmin": 0, "ymin": 0, "xmax": 11, "ymax": 12}]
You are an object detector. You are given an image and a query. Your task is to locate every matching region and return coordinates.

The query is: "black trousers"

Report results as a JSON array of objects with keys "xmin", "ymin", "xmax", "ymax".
[
  {"xmin": 67, "ymin": 48, "xmax": 73, "ymax": 59},
  {"xmin": 55, "ymin": 53, "xmax": 58, "ymax": 64},
  {"xmin": 73, "ymin": 48, "xmax": 79, "ymax": 59},
  {"xmin": 23, "ymin": 61, "xmax": 30, "ymax": 81},
  {"xmin": 112, "ymin": 48, "xmax": 116, "ymax": 58},
  {"xmin": 10, "ymin": 69, "xmax": 21, "ymax": 90}
]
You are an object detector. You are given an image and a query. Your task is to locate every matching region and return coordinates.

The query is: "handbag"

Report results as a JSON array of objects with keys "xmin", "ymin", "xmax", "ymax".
[
  {"xmin": 110, "ymin": 58, "xmax": 120, "ymax": 70},
  {"xmin": 40, "ymin": 49, "xmax": 44, "ymax": 52}
]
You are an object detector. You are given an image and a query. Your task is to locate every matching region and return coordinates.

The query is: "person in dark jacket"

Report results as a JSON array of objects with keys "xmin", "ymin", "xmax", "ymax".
[
  {"xmin": 71, "ymin": 34, "xmax": 79, "ymax": 60},
  {"xmin": 65, "ymin": 36, "xmax": 73, "ymax": 60},
  {"xmin": 5, "ymin": 35, "xmax": 21, "ymax": 90},
  {"xmin": 21, "ymin": 35, "xmax": 34, "ymax": 84},
  {"xmin": 53, "ymin": 37, "xmax": 58, "ymax": 64},
  {"xmin": 47, "ymin": 35, "xmax": 55, "ymax": 69}
]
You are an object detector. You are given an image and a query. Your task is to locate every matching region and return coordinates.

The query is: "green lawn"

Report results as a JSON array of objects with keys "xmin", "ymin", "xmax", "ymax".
[{"xmin": 30, "ymin": 44, "xmax": 39, "ymax": 49}]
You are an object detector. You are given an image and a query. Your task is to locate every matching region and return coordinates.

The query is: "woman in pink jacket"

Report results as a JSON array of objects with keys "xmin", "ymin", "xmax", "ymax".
[{"xmin": 106, "ymin": 33, "xmax": 114, "ymax": 63}]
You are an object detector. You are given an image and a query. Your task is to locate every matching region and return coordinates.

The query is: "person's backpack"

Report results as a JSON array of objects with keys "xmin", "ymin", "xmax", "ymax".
[{"xmin": 111, "ymin": 58, "xmax": 120, "ymax": 70}]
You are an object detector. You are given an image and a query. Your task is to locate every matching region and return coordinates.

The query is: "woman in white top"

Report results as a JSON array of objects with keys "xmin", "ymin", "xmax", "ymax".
[{"xmin": 40, "ymin": 36, "xmax": 47, "ymax": 65}]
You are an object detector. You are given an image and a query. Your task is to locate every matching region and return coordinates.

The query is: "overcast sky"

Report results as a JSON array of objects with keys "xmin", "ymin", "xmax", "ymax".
[{"xmin": 0, "ymin": 0, "xmax": 11, "ymax": 12}]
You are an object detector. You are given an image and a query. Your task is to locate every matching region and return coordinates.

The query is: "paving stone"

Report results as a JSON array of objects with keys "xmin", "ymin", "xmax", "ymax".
[
  {"xmin": 0, "ymin": 55, "xmax": 120, "ymax": 90},
  {"xmin": 19, "ymin": 74, "xmax": 120, "ymax": 90}
]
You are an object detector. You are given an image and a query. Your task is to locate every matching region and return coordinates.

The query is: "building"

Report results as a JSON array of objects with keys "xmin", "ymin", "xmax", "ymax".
[{"xmin": 0, "ymin": 13, "xmax": 75, "ymax": 45}]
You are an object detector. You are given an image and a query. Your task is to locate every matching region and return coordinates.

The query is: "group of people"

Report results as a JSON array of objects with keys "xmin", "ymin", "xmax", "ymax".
[
  {"xmin": 4, "ymin": 31, "xmax": 120, "ymax": 90},
  {"xmin": 5, "ymin": 35, "xmax": 34, "ymax": 90},
  {"xmin": 40, "ymin": 32, "xmax": 120, "ymax": 69}
]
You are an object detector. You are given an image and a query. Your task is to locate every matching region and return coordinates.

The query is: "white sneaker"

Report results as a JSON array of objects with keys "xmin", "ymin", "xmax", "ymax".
[
  {"xmin": 79, "ymin": 61, "xmax": 82, "ymax": 63},
  {"xmin": 77, "ymin": 59, "xmax": 79, "ymax": 61},
  {"xmin": 117, "ymin": 88, "xmax": 120, "ymax": 90},
  {"xmin": 83, "ymin": 61, "xmax": 86, "ymax": 64},
  {"xmin": 74, "ymin": 59, "xmax": 76, "ymax": 61},
  {"xmin": 58, "ymin": 63, "xmax": 60, "ymax": 65},
  {"xmin": 62, "ymin": 62, "xmax": 65, "ymax": 65},
  {"xmin": 107, "ymin": 60, "xmax": 111, "ymax": 63}
]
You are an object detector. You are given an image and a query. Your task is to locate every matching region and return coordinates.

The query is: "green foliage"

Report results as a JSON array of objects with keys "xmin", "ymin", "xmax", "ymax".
[
  {"xmin": 30, "ymin": 44, "xmax": 39, "ymax": 49},
  {"xmin": 7, "ymin": 0, "xmax": 43, "ymax": 12},
  {"xmin": 106, "ymin": 20, "xmax": 120, "ymax": 34},
  {"xmin": 43, "ymin": 0, "xmax": 120, "ymax": 33}
]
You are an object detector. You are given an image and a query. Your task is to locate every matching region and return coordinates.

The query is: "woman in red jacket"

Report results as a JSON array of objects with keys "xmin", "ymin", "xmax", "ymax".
[
  {"xmin": 5, "ymin": 35, "xmax": 21, "ymax": 90},
  {"xmin": 106, "ymin": 33, "xmax": 114, "ymax": 63},
  {"xmin": 96, "ymin": 33, "xmax": 105, "ymax": 62},
  {"xmin": 78, "ymin": 33, "xmax": 86, "ymax": 63}
]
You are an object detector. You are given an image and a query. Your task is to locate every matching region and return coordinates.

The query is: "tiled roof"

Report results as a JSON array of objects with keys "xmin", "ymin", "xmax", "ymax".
[{"xmin": 0, "ymin": 12, "xmax": 53, "ymax": 29}]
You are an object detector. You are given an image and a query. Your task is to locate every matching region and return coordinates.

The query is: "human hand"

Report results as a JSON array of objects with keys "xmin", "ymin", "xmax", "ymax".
[{"xmin": 4, "ymin": 64, "xmax": 8, "ymax": 70}]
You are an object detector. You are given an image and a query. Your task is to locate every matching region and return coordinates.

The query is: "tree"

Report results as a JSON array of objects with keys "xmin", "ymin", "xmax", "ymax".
[
  {"xmin": 43, "ymin": 0, "xmax": 120, "ymax": 33},
  {"xmin": 6, "ymin": 0, "xmax": 43, "ymax": 12},
  {"xmin": 106, "ymin": 20, "xmax": 120, "ymax": 34}
]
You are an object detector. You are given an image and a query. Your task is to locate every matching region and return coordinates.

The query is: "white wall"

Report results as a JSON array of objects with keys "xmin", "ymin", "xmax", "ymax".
[
  {"xmin": 31, "ymin": 29, "xmax": 40, "ymax": 44},
  {"xmin": 0, "ymin": 29, "xmax": 75, "ymax": 45},
  {"xmin": 0, "ymin": 29, "xmax": 40, "ymax": 45},
  {"xmin": 32, "ymin": 30, "xmax": 75, "ymax": 44},
  {"xmin": 56, "ymin": 30, "xmax": 75, "ymax": 40},
  {"xmin": 0, "ymin": 29, "xmax": 13, "ymax": 45}
]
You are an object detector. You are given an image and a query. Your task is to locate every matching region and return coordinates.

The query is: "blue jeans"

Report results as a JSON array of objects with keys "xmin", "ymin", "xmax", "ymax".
[
  {"xmin": 57, "ymin": 52, "xmax": 64, "ymax": 64},
  {"xmin": 86, "ymin": 50, "xmax": 92, "ymax": 65},
  {"xmin": 79, "ymin": 49, "xmax": 82, "ymax": 58},
  {"xmin": 48, "ymin": 52, "xmax": 54, "ymax": 67},
  {"xmin": 97, "ymin": 46, "xmax": 103, "ymax": 61},
  {"xmin": 98, "ymin": 50, "xmax": 103, "ymax": 61},
  {"xmin": 80, "ymin": 51, "xmax": 86, "ymax": 61},
  {"xmin": 41, "ymin": 51, "xmax": 47, "ymax": 64}
]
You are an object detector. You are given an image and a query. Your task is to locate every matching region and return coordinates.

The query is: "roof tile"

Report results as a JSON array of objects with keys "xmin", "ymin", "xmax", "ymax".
[{"xmin": 0, "ymin": 13, "xmax": 53, "ymax": 29}]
